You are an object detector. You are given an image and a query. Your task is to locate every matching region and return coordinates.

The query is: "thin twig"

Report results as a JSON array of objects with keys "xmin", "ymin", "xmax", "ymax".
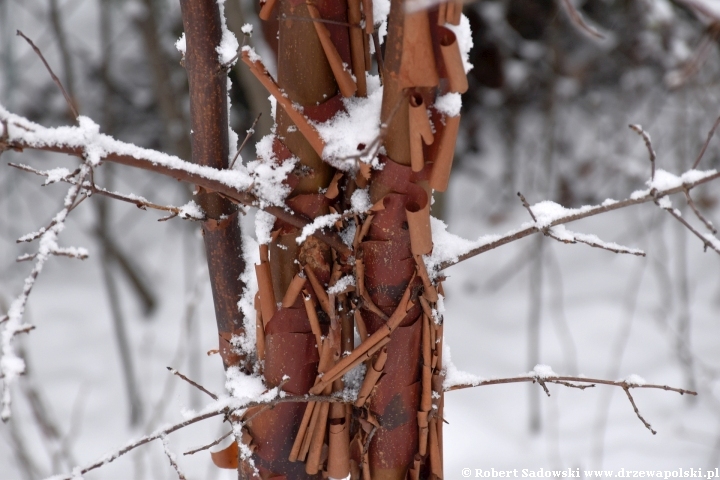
[
  {"xmin": 629, "ymin": 124, "xmax": 656, "ymax": 182},
  {"xmin": 160, "ymin": 435, "xmax": 188, "ymax": 480},
  {"xmin": 280, "ymin": 13, "xmax": 361, "ymax": 29},
  {"xmin": 693, "ymin": 115, "xmax": 720, "ymax": 169},
  {"xmin": 167, "ymin": 367, "xmax": 218, "ymax": 400},
  {"xmin": 560, "ymin": 0, "xmax": 605, "ymax": 39},
  {"xmin": 517, "ymin": 192, "xmax": 537, "ymax": 222},
  {"xmin": 438, "ymin": 169, "xmax": 720, "ymax": 269},
  {"xmin": 446, "ymin": 375, "xmax": 696, "ymax": 396},
  {"xmin": 9, "ymin": 163, "xmax": 205, "ymax": 221},
  {"xmin": 230, "ymin": 112, "xmax": 262, "ymax": 169},
  {"xmin": 446, "ymin": 374, "xmax": 694, "ymax": 434},
  {"xmin": 684, "ymin": 189, "xmax": 716, "ymax": 233},
  {"xmin": 16, "ymin": 30, "xmax": 78, "ymax": 120},
  {"xmin": 622, "ymin": 387, "xmax": 656, "ymax": 435},
  {"xmin": 183, "ymin": 431, "xmax": 232, "ymax": 456},
  {"xmin": 656, "ymin": 198, "xmax": 720, "ymax": 254}
]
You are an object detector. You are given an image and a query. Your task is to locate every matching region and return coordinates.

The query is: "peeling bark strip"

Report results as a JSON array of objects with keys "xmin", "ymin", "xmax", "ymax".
[
  {"xmin": 243, "ymin": 0, "xmax": 458, "ymax": 477},
  {"xmin": 179, "ymin": 0, "xmax": 246, "ymax": 370}
]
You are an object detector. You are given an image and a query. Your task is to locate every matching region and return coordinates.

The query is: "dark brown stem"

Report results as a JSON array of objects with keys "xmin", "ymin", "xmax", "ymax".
[{"xmin": 16, "ymin": 30, "xmax": 78, "ymax": 119}]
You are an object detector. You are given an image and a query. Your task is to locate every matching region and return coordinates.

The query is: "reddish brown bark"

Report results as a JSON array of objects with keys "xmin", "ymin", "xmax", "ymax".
[{"xmin": 179, "ymin": 0, "xmax": 246, "ymax": 369}]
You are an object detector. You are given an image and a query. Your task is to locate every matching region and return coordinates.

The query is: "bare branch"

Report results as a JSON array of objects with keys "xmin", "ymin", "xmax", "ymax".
[
  {"xmin": 183, "ymin": 431, "xmax": 232, "ymax": 456},
  {"xmin": 693, "ymin": 115, "xmax": 720, "ymax": 169},
  {"xmin": 9, "ymin": 162, "xmax": 206, "ymax": 221},
  {"xmin": 438, "ymin": 169, "xmax": 720, "ymax": 270},
  {"xmin": 16, "ymin": 31, "xmax": 78, "ymax": 120},
  {"xmin": 47, "ymin": 393, "xmax": 348, "ymax": 479},
  {"xmin": 655, "ymin": 197, "xmax": 720, "ymax": 254},
  {"xmin": 560, "ymin": 0, "xmax": 605, "ymax": 39},
  {"xmin": 517, "ymin": 192, "xmax": 537, "ymax": 222},
  {"xmin": 445, "ymin": 373, "xmax": 695, "ymax": 434},
  {"xmin": 160, "ymin": 435, "xmax": 188, "ymax": 480},
  {"xmin": 684, "ymin": 189, "xmax": 716, "ymax": 233},
  {"xmin": 230, "ymin": 112, "xmax": 262, "ymax": 169},
  {"xmin": 622, "ymin": 386, "xmax": 656, "ymax": 435},
  {"xmin": 166, "ymin": 367, "xmax": 218, "ymax": 400},
  {"xmin": 629, "ymin": 124, "xmax": 656, "ymax": 182}
]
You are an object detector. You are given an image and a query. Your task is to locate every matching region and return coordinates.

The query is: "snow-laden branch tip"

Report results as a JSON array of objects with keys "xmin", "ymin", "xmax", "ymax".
[
  {"xmin": 424, "ymin": 167, "xmax": 720, "ymax": 273},
  {"xmin": 1, "ymin": 162, "xmax": 91, "ymax": 421}
]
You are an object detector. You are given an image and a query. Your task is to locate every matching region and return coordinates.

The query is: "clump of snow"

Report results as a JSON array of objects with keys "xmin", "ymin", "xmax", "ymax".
[
  {"xmin": 341, "ymin": 362, "xmax": 366, "ymax": 402},
  {"xmin": 435, "ymin": 93, "xmax": 462, "ymax": 117},
  {"xmin": 255, "ymin": 210, "xmax": 275, "ymax": 245},
  {"xmin": 175, "ymin": 33, "xmax": 186, "ymax": 54},
  {"xmin": 446, "ymin": 15, "xmax": 474, "ymax": 73},
  {"xmin": 442, "ymin": 343, "xmax": 485, "ymax": 389},
  {"xmin": 241, "ymin": 23, "xmax": 253, "ymax": 35},
  {"xmin": 328, "ymin": 275, "xmax": 355, "ymax": 295},
  {"xmin": 178, "ymin": 200, "xmax": 205, "ymax": 220},
  {"xmin": 548, "ymin": 225, "xmax": 645, "ymax": 256},
  {"xmin": 314, "ymin": 79, "xmax": 384, "ymax": 170},
  {"xmin": 350, "ymin": 188, "xmax": 372, "ymax": 212},
  {"xmin": 530, "ymin": 364, "xmax": 558, "ymax": 379},
  {"xmin": 242, "ymin": 45, "xmax": 261, "ymax": 63},
  {"xmin": 216, "ymin": 0, "xmax": 240, "ymax": 65},
  {"xmin": 339, "ymin": 220, "xmax": 357, "ymax": 247},
  {"xmin": 622, "ymin": 374, "xmax": 647, "ymax": 386},
  {"xmin": 224, "ymin": 366, "xmax": 268, "ymax": 400},
  {"xmin": 296, "ymin": 213, "xmax": 341, "ymax": 244},
  {"xmin": 237, "ymin": 236, "xmax": 260, "ymax": 357},
  {"xmin": 424, "ymin": 216, "xmax": 504, "ymax": 275},
  {"xmin": 44, "ymin": 167, "xmax": 72, "ymax": 185}
]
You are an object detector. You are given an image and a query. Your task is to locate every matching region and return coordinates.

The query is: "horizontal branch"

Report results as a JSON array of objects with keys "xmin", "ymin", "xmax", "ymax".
[
  {"xmin": 446, "ymin": 371, "xmax": 696, "ymax": 435},
  {"xmin": 0, "ymin": 107, "xmax": 351, "ymax": 256},
  {"xmin": 445, "ymin": 374, "xmax": 697, "ymax": 395},
  {"xmin": 44, "ymin": 393, "xmax": 348, "ymax": 480},
  {"xmin": 434, "ymin": 168, "xmax": 720, "ymax": 270}
]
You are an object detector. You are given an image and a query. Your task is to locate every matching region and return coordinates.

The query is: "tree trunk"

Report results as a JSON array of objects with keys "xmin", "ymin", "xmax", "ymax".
[{"xmin": 181, "ymin": 0, "xmax": 462, "ymax": 478}]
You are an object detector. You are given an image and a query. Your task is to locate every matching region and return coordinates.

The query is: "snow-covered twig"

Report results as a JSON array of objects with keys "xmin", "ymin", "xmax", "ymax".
[
  {"xmin": 432, "ymin": 168, "xmax": 720, "ymax": 271},
  {"xmin": 0, "ymin": 107, "xmax": 352, "ymax": 255},
  {"xmin": 160, "ymin": 435, "xmax": 187, "ymax": 480},
  {"xmin": 44, "ymin": 393, "xmax": 349, "ymax": 480},
  {"xmin": 1, "ymin": 162, "xmax": 91, "ymax": 421},
  {"xmin": 9, "ymin": 162, "xmax": 206, "ymax": 221}
]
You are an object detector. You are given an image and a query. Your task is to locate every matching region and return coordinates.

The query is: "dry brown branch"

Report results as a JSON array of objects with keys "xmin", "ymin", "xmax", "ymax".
[
  {"xmin": 684, "ymin": 189, "xmax": 716, "ymax": 233},
  {"xmin": 629, "ymin": 124, "xmax": 656, "ymax": 182},
  {"xmin": 622, "ymin": 386, "xmax": 656, "ymax": 435},
  {"xmin": 693, "ymin": 115, "xmax": 720, "ymax": 169},
  {"xmin": 166, "ymin": 367, "xmax": 218, "ymax": 401},
  {"xmin": 440, "ymin": 169, "xmax": 720, "ymax": 270},
  {"xmin": 160, "ymin": 435, "xmax": 188, "ymax": 480},
  {"xmin": 16, "ymin": 31, "xmax": 78, "ymax": 120},
  {"xmin": 559, "ymin": 0, "xmax": 605, "ymax": 39},
  {"xmin": 655, "ymin": 198, "xmax": 720, "ymax": 254},
  {"xmin": 8, "ymin": 163, "xmax": 203, "ymax": 221},
  {"xmin": 183, "ymin": 431, "xmax": 232, "ymax": 456},
  {"xmin": 230, "ymin": 112, "xmax": 262, "ymax": 169},
  {"xmin": 49, "ymin": 392, "xmax": 348, "ymax": 480},
  {"xmin": 446, "ymin": 373, "xmax": 695, "ymax": 433}
]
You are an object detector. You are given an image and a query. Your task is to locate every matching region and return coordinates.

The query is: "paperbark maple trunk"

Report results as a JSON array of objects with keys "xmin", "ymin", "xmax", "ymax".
[{"xmin": 181, "ymin": 0, "xmax": 460, "ymax": 479}]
